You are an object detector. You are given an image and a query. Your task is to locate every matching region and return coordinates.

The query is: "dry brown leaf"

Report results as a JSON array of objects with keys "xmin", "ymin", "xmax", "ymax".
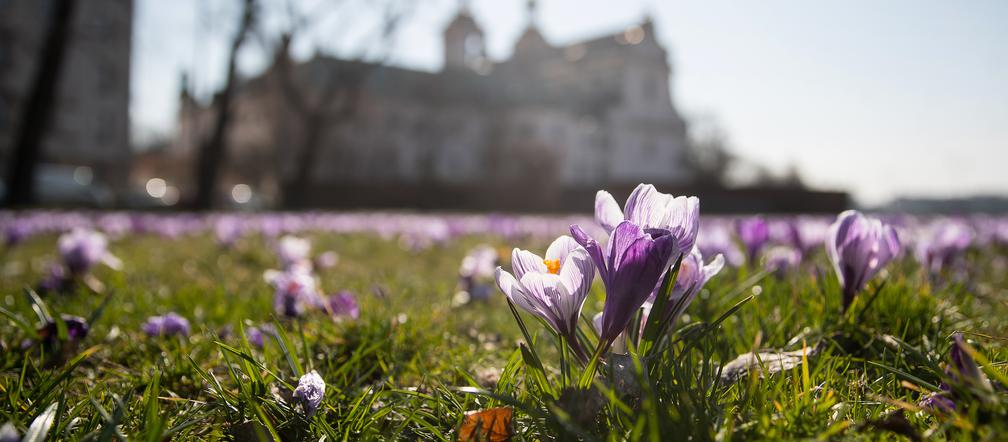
[{"xmin": 458, "ymin": 407, "xmax": 513, "ymax": 442}]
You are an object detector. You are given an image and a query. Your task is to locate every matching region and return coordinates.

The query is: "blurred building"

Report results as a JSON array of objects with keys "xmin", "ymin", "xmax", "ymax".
[
  {"xmin": 147, "ymin": 3, "xmax": 694, "ymax": 208},
  {"xmin": 0, "ymin": 0, "xmax": 133, "ymax": 195}
]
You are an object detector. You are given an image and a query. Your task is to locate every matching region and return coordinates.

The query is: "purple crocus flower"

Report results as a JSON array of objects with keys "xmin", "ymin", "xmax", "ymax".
[
  {"xmin": 495, "ymin": 235, "xmax": 595, "ymax": 354},
  {"xmin": 293, "ymin": 370, "xmax": 326, "ymax": 416},
  {"xmin": 37, "ymin": 314, "xmax": 90, "ymax": 346},
  {"xmin": 214, "ymin": 217, "xmax": 243, "ymax": 247},
  {"xmin": 245, "ymin": 324, "xmax": 276, "ymax": 349},
  {"xmin": 947, "ymin": 333, "xmax": 991, "ymax": 389},
  {"xmin": 595, "ymin": 183, "xmax": 699, "ymax": 254},
  {"xmin": 459, "ymin": 245, "xmax": 498, "ymax": 280},
  {"xmin": 697, "ymin": 222, "xmax": 744, "ymax": 267},
  {"xmin": 247, "ymin": 326, "xmax": 265, "ymax": 348},
  {"xmin": 5, "ymin": 222, "xmax": 30, "ymax": 246},
  {"xmin": 0, "ymin": 422, "xmax": 17, "ymax": 442},
  {"xmin": 38, "ymin": 264, "xmax": 70, "ymax": 293},
  {"xmin": 647, "ymin": 246, "xmax": 725, "ymax": 326},
  {"xmin": 826, "ymin": 210, "xmax": 901, "ymax": 311},
  {"xmin": 58, "ymin": 228, "xmax": 121, "ymax": 275},
  {"xmin": 457, "ymin": 245, "xmax": 499, "ymax": 303},
  {"xmin": 143, "ymin": 312, "xmax": 191, "ymax": 337},
  {"xmin": 763, "ymin": 246, "xmax": 802, "ymax": 275},
  {"xmin": 788, "ymin": 218, "xmax": 829, "ymax": 256},
  {"xmin": 920, "ymin": 333, "xmax": 992, "ymax": 412},
  {"xmin": 571, "ymin": 221, "xmax": 679, "ymax": 351},
  {"xmin": 267, "ymin": 269, "xmax": 324, "ymax": 318},
  {"xmin": 276, "ymin": 235, "xmax": 311, "ymax": 270},
  {"xmin": 327, "ymin": 291, "xmax": 360, "ymax": 320},
  {"xmin": 314, "ymin": 251, "xmax": 339, "ymax": 269},
  {"xmin": 915, "ymin": 220, "xmax": 973, "ymax": 274},
  {"xmin": 735, "ymin": 217, "xmax": 770, "ymax": 264}
]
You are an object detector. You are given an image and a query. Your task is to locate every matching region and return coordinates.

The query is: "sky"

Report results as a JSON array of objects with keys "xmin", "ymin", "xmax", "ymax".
[{"xmin": 131, "ymin": 0, "xmax": 1008, "ymax": 206}]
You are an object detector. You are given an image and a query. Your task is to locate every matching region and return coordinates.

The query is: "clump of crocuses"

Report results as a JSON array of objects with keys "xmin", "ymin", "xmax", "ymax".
[
  {"xmin": 583, "ymin": 184, "xmax": 701, "ymax": 349},
  {"xmin": 826, "ymin": 210, "xmax": 901, "ymax": 312},
  {"xmin": 143, "ymin": 312, "xmax": 191, "ymax": 338},
  {"xmin": 293, "ymin": 370, "xmax": 326, "ymax": 416}
]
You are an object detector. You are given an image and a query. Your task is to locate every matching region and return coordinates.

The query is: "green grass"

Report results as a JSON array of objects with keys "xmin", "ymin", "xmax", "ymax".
[{"xmin": 1, "ymin": 231, "xmax": 1006, "ymax": 440}]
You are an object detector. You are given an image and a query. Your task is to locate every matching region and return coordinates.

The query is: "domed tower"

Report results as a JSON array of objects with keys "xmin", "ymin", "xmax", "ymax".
[{"xmin": 443, "ymin": 2, "xmax": 486, "ymax": 71}]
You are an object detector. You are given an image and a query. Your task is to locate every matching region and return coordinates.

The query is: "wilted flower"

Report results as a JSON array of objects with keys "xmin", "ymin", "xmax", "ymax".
[
  {"xmin": 327, "ymin": 291, "xmax": 360, "ymax": 320},
  {"xmin": 595, "ymin": 183, "xmax": 699, "ymax": 254},
  {"xmin": 571, "ymin": 221, "xmax": 678, "ymax": 351},
  {"xmin": 143, "ymin": 312, "xmax": 191, "ymax": 337},
  {"xmin": 293, "ymin": 370, "xmax": 326, "ymax": 416},
  {"xmin": 495, "ymin": 235, "xmax": 594, "ymax": 356},
  {"xmin": 826, "ymin": 210, "xmax": 901, "ymax": 311},
  {"xmin": 736, "ymin": 217, "xmax": 770, "ymax": 264},
  {"xmin": 58, "ymin": 228, "xmax": 121, "ymax": 275}
]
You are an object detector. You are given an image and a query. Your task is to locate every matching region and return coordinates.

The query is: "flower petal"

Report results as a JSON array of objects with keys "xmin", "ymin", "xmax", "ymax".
[
  {"xmin": 511, "ymin": 248, "xmax": 547, "ymax": 280},
  {"xmin": 571, "ymin": 224, "xmax": 609, "ymax": 284},
  {"xmin": 595, "ymin": 190, "xmax": 624, "ymax": 233},
  {"xmin": 544, "ymin": 235, "xmax": 581, "ymax": 263},
  {"xmin": 495, "ymin": 267, "xmax": 538, "ymax": 315}
]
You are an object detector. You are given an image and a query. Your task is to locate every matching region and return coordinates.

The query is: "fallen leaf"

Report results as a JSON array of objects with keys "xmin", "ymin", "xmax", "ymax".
[{"xmin": 458, "ymin": 407, "xmax": 513, "ymax": 442}]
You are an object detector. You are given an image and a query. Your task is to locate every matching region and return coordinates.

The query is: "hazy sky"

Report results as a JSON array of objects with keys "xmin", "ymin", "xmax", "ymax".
[{"xmin": 132, "ymin": 0, "xmax": 1008, "ymax": 205}]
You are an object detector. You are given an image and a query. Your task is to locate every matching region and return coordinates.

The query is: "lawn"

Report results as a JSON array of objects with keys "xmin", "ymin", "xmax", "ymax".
[{"xmin": 0, "ymin": 208, "xmax": 1006, "ymax": 440}]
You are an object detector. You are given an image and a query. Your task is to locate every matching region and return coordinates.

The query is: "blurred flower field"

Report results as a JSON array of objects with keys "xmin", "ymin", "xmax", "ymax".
[{"xmin": 1, "ymin": 189, "xmax": 1008, "ymax": 440}]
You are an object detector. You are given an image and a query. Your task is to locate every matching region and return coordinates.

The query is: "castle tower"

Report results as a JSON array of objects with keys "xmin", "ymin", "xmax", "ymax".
[
  {"xmin": 442, "ymin": 2, "xmax": 485, "ymax": 71},
  {"xmin": 513, "ymin": 0, "xmax": 551, "ymax": 60}
]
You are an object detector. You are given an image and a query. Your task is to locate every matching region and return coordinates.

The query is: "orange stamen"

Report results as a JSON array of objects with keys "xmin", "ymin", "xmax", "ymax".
[{"xmin": 543, "ymin": 259, "xmax": 561, "ymax": 274}]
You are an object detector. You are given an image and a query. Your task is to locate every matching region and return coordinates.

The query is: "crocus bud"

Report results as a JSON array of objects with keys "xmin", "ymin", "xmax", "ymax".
[
  {"xmin": 825, "ymin": 211, "xmax": 901, "ymax": 311},
  {"xmin": 293, "ymin": 370, "xmax": 325, "ymax": 416}
]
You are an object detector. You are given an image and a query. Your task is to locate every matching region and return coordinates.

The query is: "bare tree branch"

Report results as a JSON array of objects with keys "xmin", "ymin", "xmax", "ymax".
[{"xmin": 190, "ymin": 0, "xmax": 257, "ymax": 210}]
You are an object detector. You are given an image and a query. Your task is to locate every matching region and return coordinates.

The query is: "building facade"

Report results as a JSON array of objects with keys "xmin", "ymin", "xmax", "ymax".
[
  {"xmin": 0, "ymin": 0, "xmax": 133, "ymax": 190},
  {"xmin": 157, "ymin": 5, "xmax": 693, "ymax": 208}
]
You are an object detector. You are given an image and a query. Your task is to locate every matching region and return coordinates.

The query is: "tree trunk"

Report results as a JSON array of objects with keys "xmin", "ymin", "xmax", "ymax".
[
  {"xmin": 191, "ymin": 0, "xmax": 255, "ymax": 210},
  {"xmin": 4, "ymin": 0, "xmax": 77, "ymax": 207}
]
